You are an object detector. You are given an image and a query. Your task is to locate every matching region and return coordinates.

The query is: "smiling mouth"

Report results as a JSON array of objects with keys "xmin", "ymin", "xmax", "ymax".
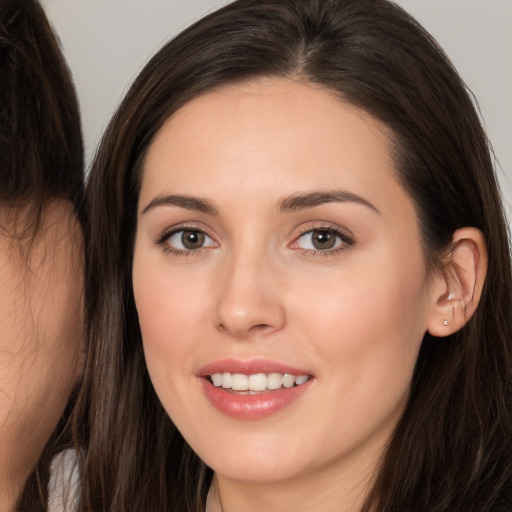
[{"xmin": 207, "ymin": 372, "xmax": 311, "ymax": 393}]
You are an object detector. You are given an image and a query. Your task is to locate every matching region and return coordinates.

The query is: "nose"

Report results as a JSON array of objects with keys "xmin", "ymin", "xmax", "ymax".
[{"xmin": 214, "ymin": 249, "xmax": 286, "ymax": 339}]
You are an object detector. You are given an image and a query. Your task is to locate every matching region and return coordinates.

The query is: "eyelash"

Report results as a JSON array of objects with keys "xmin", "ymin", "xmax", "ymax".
[
  {"xmin": 155, "ymin": 223, "xmax": 354, "ymax": 257},
  {"xmin": 156, "ymin": 223, "xmax": 217, "ymax": 257},
  {"xmin": 292, "ymin": 223, "xmax": 355, "ymax": 257}
]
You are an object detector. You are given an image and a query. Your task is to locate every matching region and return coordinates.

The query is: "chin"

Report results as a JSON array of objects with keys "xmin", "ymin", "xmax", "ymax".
[{"xmin": 193, "ymin": 434, "xmax": 311, "ymax": 484}]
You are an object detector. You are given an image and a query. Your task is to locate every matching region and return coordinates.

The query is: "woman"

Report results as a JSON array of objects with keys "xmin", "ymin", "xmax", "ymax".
[
  {"xmin": 78, "ymin": 0, "xmax": 512, "ymax": 510},
  {"xmin": 0, "ymin": 0, "xmax": 84, "ymax": 509}
]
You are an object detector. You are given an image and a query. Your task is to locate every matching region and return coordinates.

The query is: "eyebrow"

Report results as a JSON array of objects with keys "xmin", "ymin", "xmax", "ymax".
[
  {"xmin": 141, "ymin": 194, "xmax": 218, "ymax": 215},
  {"xmin": 141, "ymin": 190, "xmax": 379, "ymax": 216},
  {"xmin": 279, "ymin": 190, "xmax": 380, "ymax": 214}
]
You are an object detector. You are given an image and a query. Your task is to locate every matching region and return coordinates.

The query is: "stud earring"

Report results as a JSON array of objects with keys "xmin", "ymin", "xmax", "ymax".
[
  {"xmin": 443, "ymin": 320, "xmax": 449, "ymax": 326},
  {"xmin": 447, "ymin": 294, "xmax": 453, "ymax": 301}
]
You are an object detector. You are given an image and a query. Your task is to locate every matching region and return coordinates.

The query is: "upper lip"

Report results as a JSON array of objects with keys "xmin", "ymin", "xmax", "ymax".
[{"xmin": 197, "ymin": 358, "xmax": 313, "ymax": 377}]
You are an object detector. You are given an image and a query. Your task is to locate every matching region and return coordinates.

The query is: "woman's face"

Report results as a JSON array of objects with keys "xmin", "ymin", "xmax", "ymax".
[
  {"xmin": 0, "ymin": 200, "xmax": 83, "ymax": 495},
  {"xmin": 133, "ymin": 79, "xmax": 441, "ymax": 487}
]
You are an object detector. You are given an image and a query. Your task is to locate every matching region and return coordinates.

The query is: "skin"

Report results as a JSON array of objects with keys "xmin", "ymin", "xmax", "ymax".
[
  {"xmin": 132, "ymin": 78, "xmax": 451, "ymax": 511},
  {"xmin": 0, "ymin": 200, "xmax": 83, "ymax": 511}
]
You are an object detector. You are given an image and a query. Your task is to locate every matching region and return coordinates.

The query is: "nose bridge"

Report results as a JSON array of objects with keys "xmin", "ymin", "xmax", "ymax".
[{"xmin": 215, "ymin": 242, "xmax": 285, "ymax": 338}]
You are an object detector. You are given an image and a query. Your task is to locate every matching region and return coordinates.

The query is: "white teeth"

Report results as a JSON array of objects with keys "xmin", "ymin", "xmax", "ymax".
[
  {"xmin": 267, "ymin": 372, "xmax": 283, "ymax": 390},
  {"xmin": 210, "ymin": 372, "xmax": 310, "ymax": 391},
  {"xmin": 282, "ymin": 373, "xmax": 295, "ymax": 388},
  {"xmin": 231, "ymin": 374, "xmax": 249, "ymax": 391},
  {"xmin": 248, "ymin": 373, "xmax": 267, "ymax": 391},
  {"xmin": 295, "ymin": 375, "xmax": 309, "ymax": 385},
  {"xmin": 221, "ymin": 372, "xmax": 232, "ymax": 388}
]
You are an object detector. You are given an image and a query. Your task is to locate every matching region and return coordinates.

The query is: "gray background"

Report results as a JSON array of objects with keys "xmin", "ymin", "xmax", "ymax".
[{"xmin": 40, "ymin": 0, "xmax": 511, "ymax": 223}]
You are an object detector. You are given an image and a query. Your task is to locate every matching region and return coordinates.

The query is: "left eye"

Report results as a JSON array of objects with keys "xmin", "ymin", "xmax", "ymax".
[
  {"xmin": 166, "ymin": 229, "xmax": 216, "ymax": 251},
  {"xmin": 294, "ymin": 228, "xmax": 346, "ymax": 251}
]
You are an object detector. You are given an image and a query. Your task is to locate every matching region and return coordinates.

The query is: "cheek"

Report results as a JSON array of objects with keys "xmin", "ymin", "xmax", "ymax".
[
  {"xmin": 272, "ymin": 256, "xmax": 430, "ymax": 468},
  {"xmin": 292, "ymin": 249, "xmax": 430, "ymax": 400},
  {"xmin": 0, "ymin": 230, "xmax": 83, "ymax": 453},
  {"xmin": 134, "ymin": 266, "xmax": 204, "ymax": 352},
  {"xmin": 33, "ymin": 261, "xmax": 84, "ymax": 358},
  {"xmin": 134, "ymin": 269, "xmax": 212, "ymax": 431},
  {"xmin": 132, "ymin": 249, "xmax": 210, "ymax": 401}
]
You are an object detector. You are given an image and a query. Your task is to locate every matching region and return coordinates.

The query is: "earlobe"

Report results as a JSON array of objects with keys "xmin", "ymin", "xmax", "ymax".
[{"xmin": 427, "ymin": 227, "xmax": 488, "ymax": 337}]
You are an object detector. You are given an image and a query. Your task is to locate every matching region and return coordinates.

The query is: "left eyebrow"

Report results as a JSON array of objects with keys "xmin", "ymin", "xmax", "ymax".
[
  {"xmin": 141, "ymin": 194, "xmax": 219, "ymax": 215},
  {"xmin": 278, "ymin": 190, "xmax": 380, "ymax": 214}
]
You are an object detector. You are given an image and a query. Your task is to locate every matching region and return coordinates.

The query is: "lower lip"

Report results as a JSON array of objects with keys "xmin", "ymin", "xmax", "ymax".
[{"xmin": 200, "ymin": 378, "xmax": 313, "ymax": 420}]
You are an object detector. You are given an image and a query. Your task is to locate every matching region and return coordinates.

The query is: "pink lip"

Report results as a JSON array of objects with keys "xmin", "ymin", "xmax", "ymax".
[{"xmin": 198, "ymin": 359, "xmax": 314, "ymax": 420}]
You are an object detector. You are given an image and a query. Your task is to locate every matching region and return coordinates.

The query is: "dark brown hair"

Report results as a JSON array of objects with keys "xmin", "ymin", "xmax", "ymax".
[
  {"xmin": 78, "ymin": 0, "xmax": 512, "ymax": 510},
  {"xmin": 0, "ymin": 0, "xmax": 84, "ymax": 509},
  {"xmin": 0, "ymin": 0, "xmax": 84, "ymax": 228}
]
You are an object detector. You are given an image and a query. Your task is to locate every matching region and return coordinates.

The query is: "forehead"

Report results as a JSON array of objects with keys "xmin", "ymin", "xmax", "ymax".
[
  {"xmin": 149, "ymin": 78, "xmax": 393, "ymax": 156},
  {"xmin": 140, "ymin": 78, "xmax": 414, "ymax": 225}
]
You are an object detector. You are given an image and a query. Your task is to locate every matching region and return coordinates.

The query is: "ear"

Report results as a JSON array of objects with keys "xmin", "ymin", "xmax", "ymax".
[{"xmin": 427, "ymin": 227, "xmax": 488, "ymax": 337}]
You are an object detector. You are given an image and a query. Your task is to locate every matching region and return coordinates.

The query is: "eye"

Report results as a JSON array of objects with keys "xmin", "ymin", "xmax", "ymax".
[
  {"xmin": 292, "ymin": 227, "xmax": 352, "ymax": 252},
  {"xmin": 164, "ymin": 229, "xmax": 217, "ymax": 252}
]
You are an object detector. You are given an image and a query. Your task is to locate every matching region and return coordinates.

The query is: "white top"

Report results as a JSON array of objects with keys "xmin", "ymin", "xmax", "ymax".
[
  {"xmin": 206, "ymin": 477, "xmax": 223, "ymax": 512},
  {"xmin": 47, "ymin": 449, "xmax": 80, "ymax": 512}
]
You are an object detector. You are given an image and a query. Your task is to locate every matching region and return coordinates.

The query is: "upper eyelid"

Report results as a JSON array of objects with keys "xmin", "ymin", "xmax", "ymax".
[
  {"xmin": 156, "ymin": 222, "xmax": 218, "ymax": 246},
  {"xmin": 159, "ymin": 221, "xmax": 215, "ymax": 236},
  {"xmin": 294, "ymin": 222, "xmax": 354, "ymax": 240}
]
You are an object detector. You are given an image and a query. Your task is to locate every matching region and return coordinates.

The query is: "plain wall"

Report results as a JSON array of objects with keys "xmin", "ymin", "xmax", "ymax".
[{"xmin": 41, "ymin": 0, "xmax": 511, "ymax": 222}]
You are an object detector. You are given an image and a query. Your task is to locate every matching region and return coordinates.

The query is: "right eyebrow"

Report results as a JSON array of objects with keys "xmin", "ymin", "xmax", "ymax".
[
  {"xmin": 141, "ymin": 194, "xmax": 219, "ymax": 215},
  {"xmin": 279, "ymin": 190, "xmax": 380, "ymax": 214}
]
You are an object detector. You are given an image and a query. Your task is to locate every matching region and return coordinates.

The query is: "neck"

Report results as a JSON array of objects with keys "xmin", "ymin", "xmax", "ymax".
[
  {"xmin": 0, "ymin": 462, "xmax": 27, "ymax": 512},
  {"xmin": 215, "ymin": 445, "xmax": 381, "ymax": 512},
  {"xmin": 0, "ymin": 433, "xmax": 42, "ymax": 512}
]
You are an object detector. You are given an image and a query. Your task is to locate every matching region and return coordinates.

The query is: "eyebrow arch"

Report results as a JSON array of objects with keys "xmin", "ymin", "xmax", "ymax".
[
  {"xmin": 141, "ymin": 194, "xmax": 218, "ymax": 215},
  {"xmin": 279, "ymin": 190, "xmax": 380, "ymax": 214}
]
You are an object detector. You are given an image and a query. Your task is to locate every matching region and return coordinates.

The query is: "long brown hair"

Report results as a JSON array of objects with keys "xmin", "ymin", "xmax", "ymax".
[
  {"xmin": 0, "ymin": 0, "xmax": 84, "ymax": 509},
  {"xmin": 78, "ymin": 0, "xmax": 512, "ymax": 510}
]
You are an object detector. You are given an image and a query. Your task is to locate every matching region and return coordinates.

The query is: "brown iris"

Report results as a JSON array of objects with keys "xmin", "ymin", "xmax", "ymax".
[
  {"xmin": 181, "ymin": 230, "xmax": 205, "ymax": 249},
  {"xmin": 311, "ymin": 230, "xmax": 336, "ymax": 250}
]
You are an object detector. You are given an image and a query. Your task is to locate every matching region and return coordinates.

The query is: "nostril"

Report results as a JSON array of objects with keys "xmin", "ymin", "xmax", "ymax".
[
  {"xmin": 249, "ymin": 323, "xmax": 271, "ymax": 332},
  {"xmin": 216, "ymin": 321, "xmax": 274, "ymax": 338},
  {"xmin": 217, "ymin": 323, "xmax": 229, "ymax": 335}
]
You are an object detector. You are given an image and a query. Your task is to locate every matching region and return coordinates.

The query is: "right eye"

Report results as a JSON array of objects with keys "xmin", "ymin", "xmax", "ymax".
[{"xmin": 163, "ymin": 229, "xmax": 217, "ymax": 252}]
